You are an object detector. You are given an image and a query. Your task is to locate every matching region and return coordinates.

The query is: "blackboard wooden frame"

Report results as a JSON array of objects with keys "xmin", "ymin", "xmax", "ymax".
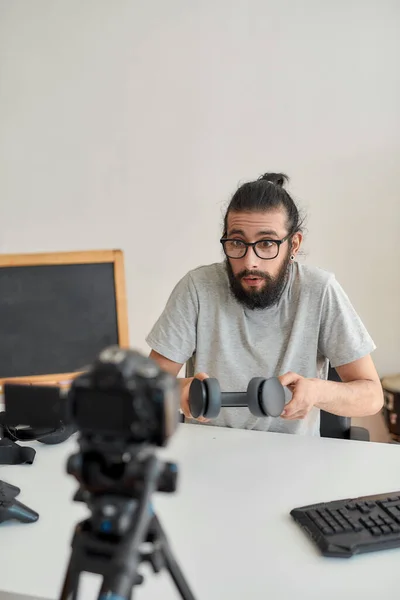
[{"xmin": 0, "ymin": 249, "xmax": 129, "ymax": 390}]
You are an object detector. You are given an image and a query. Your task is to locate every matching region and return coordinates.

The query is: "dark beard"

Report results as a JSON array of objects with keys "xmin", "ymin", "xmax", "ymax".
[{"xmin": 225, "ymin": 252, "xmax": 291, "ymax": 310}]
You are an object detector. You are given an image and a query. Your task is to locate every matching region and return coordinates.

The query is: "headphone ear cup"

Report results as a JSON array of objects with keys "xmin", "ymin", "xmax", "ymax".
[
  {"xmin": 189, "ymin": 378, "xmax": 221, "ymax": 419},
  {"xmin": 38, "ymin": 423, "xmax": 76, "ymax": 445},
  {"xmin": 259, "ymin": 377, "xmax": 285, "ymax": 417},
  {"xmin": 247, "ymin": 377, "xmax": 285, "ymax": 417},
  {"xmin": 247, "ymin": 378, "xmax": 266, "ymax": 417},
  {"xmin": 189, "ymin": 379, "xmax": 208, "ymax": 418},
  {"xmin": 202, "ymin": 378, "xmax": 221, "ymax": 419}
]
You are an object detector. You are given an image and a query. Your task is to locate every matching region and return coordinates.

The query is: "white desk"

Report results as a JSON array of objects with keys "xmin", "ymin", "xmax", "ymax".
[{"xmin": 0, "ymin": 424, "xmax": 399, "ymax": 600}]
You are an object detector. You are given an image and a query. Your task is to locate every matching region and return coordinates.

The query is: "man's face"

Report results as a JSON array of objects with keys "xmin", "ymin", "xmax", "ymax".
[{"xmin": 224, "ymin": 209, "xmax": 300, "ymax": 309}]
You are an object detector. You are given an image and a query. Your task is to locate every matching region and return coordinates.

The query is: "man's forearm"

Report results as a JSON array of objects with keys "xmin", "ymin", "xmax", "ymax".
[{"xmin": 315, "ymin": 379, "xmax": 384, "ymax": 418}]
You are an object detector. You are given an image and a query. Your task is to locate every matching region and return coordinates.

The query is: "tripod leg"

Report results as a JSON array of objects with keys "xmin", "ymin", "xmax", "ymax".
[
  {"xmin": 150, "ymin": 515, "xmax": 197, "ymax": 600},
  {"xmin": 59, "ymin": 556, "xmax": 81, "ymax": 600}
]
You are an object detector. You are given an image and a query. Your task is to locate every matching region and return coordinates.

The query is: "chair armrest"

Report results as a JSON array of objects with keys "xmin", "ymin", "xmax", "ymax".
[{"xmin": 349, "ymin": 426, "xmax": 370, "ymax": 442}]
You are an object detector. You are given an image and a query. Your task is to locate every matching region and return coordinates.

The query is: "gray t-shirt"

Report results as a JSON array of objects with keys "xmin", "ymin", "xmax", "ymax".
[{"xmin": 146, "ymin": 261, "xmax": 376, "ymax": 435}]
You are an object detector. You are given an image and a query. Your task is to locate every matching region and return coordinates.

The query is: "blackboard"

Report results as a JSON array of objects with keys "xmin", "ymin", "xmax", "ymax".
[{"xmin": 0, "ymin": 250, "xmax": 129, "ymax": 389}]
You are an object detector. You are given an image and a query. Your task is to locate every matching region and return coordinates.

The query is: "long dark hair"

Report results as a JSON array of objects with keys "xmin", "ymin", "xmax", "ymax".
[{"xmin": 223, "ymin": 172, "xmax": 304, "ymax": 236}]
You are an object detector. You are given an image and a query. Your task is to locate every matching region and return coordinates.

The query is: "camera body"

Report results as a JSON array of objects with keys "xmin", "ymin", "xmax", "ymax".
[{"xmin": 68, "ymin": 346, "xmax": 180, "ymax": 447}]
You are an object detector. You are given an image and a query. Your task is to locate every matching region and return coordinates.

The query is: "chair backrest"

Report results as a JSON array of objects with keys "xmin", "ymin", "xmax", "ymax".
[
  {"xmin": 320, "ymin": 365, "xmax": 351, "ymax": 439},
  {"xmin": 320, "ymin": 410, "xmax": 351, "ymax": 439}
]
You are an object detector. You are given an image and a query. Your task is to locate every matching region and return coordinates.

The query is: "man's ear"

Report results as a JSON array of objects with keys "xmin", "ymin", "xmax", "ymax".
[{"xmin": 290, "ymin": 232, "xmax": 303, "ymax": 256}]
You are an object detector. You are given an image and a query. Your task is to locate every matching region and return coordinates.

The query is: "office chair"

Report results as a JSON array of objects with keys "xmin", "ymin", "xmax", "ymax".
[{"xmin": 319, "ymin": 365, "xmax": 370, "ymax": 441}]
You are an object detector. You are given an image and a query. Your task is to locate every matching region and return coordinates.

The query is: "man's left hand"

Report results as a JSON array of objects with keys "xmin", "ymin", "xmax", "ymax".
[{"xmin": 278, "ymin": 372, "xmax": 324, "ymax": 420}]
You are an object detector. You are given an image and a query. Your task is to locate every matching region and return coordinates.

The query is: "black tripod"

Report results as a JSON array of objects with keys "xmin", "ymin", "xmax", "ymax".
[{"xmin": 59, "ymin": 444, "xmax": 197, "ymax": 600}]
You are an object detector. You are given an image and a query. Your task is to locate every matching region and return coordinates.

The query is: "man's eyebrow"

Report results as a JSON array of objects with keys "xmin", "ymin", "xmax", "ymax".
[{"xmin": 228, "ymin": 228, "xmax": 280, "ymax": 238}]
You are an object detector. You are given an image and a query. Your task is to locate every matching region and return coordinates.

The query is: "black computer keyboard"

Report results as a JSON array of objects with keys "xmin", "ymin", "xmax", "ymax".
[{"xmin": 291, "ymin": 490, "xmax": 400, "ymax": 557}]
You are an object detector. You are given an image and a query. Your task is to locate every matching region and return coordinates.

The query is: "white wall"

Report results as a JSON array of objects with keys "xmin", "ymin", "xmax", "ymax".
[{"xmin": 0, "ymin": 0, "xmax": 399, "ymax": 376}]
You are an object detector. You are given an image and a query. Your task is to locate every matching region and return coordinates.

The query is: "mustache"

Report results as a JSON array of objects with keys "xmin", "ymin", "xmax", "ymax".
[{"xmin": 237, "ymin": 269, "xmax": 271, "ymax": 281}]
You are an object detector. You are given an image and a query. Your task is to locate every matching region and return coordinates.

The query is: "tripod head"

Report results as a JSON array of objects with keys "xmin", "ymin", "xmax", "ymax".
[{"xmin": 67, "ymin": 438, "xmax": 178, "ymax": 502}]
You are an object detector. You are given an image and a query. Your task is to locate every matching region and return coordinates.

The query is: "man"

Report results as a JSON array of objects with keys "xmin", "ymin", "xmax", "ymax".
[{"xmin": 146, "ymin": 172, "xmax": 383, "ymax": 435}]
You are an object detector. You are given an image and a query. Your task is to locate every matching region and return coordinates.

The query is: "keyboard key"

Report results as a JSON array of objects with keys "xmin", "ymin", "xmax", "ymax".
[
  {"xmin": 371, "ymin": 527, "xmax": 381, "ymax": 536},
  {"xmin": 361, "ymin": 506, "xmax": 372, "ymax": 514},
  {"xmin": 307, "ymin": 510, "xmax": 318, "ymax": 521},
  {"xmin": 360, "ymin": 518, "xmax": 374, "ymax": 529},
  {"xmin": 357, "ymin": 503, "xmax": 372, "ymax": 514},
  {"xmin": 315, "ymin": 519, "xmax": 329, "ymax": 531},
  {"xmin": 346, "ymin": 519, "xmax": 360, "ymax": 530},
  {"xmin": 381, "ymin": 525, "xmax": 391, "ymax": 535}
]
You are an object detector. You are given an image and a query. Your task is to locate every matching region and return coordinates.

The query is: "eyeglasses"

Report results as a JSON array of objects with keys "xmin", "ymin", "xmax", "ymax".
[{"xmin": 220, "ymin": 234, "xmax": 290, "ymax": 260}]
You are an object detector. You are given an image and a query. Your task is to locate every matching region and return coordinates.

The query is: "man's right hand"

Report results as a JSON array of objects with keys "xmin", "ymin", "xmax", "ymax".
[{"xmin": 179, "ymin": 373, "xmax": 210, "ymax": 422}]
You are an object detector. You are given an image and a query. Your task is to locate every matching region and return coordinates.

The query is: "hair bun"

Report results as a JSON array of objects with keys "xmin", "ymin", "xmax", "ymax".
[{"xmin": 259, "ymin": 172, "xmax": 289, "ymax": 187}]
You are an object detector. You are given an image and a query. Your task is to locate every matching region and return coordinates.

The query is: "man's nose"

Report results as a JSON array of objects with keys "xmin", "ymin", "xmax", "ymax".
[{"xmin": 243, "ymin": 246, "xmax": 261, "ymax": 269}]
